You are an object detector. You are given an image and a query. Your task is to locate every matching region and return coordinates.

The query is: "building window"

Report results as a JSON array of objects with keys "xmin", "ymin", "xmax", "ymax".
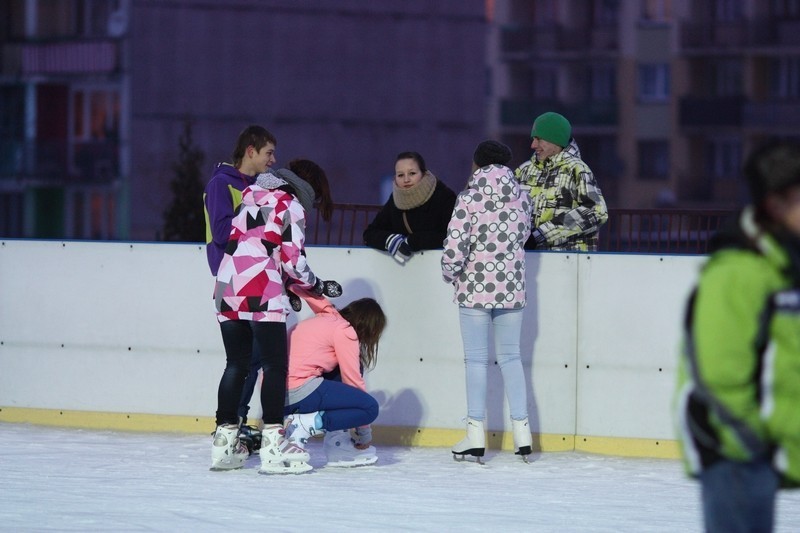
[
  {"xmin": 640, "ymin": 0, "xmax": 673, "ymax": 22},
  {"xmin": 532, "ymin": 66, "xmax": 558, "ymax": 100},
  {"xmin": 35, "ymin": 0, "xmax": 122, "ymax": 38},
  {"xmin": 590, "ymin": 64, "xmax": 616, "ymax": 101},
  {"xmin": 593, "ymin": 0, "xmax": 620, "ymax": 26},
  {"xmin": 530, "ymin": 0, "xmax": 556, "ymax": 25},
  {"xmin": 638, "ymin": 141, "xmax": 670, "ymax": 180},
  {"xmin": 70, "ymin": 87, "xmax": 120, "ymax": 182},
  {"xmin": 714, "ymin": 59, "xmax": 742, "ymax": 97},
  {"xmin": 707, "ymin": 139, "xmax": 741, "ymax": 180},
  {"xmin": 713, "ymin": 0, "xmax": 744, "ymax": 21},
  {"xmin": 638, "ymin": 64, "xmax": 670, "ymax": 102},
  {"xmin": 773, "ymin": 0, "xmax": 800, "ymax": 19},
  {"xmin": 770, "ymin": 57, "xmax": 800, "ymax": 99}
]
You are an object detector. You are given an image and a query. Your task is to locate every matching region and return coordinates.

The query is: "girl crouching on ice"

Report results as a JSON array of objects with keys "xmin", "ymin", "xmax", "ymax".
[{"xmin": 283, "ymin": 293, "xmax": 386, "ymax": 467}]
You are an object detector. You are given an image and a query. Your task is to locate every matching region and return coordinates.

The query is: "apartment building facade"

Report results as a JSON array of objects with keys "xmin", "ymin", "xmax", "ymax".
[{"xmin": 488, "ymin": 0, "xmax": 800, "ymax": 209}]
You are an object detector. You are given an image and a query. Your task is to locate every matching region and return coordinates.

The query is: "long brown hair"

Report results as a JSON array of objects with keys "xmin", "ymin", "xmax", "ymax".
[
  {"xmin": 339, "ymin": 298, "xmax": 386, "ymax": 371},
  {"xmin": 287, "ymin": 158, "xmax": 334, "ymax": 222}
]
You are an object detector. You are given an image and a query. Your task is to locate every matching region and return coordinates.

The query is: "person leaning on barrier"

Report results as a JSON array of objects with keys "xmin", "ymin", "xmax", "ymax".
[
  {"xmin": 363, "ymin": 151, "xmax": 457, "ymax": 264},
  {"xmin": 675, "ymin": 141, "xmax": 800, "ymax": 532},
  {"xmin": 515, "ymin": 112, "xmax": 608, "ymax": 251}
]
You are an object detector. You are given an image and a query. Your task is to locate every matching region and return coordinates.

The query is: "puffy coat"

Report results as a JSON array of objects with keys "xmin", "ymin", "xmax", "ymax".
[
  {"xmin": 363, "ymin": 179, "xmax": 457, "ymax": 251},
  {"xmin": 441, "ymin": 164, "xmax": 531, "ymax": 309},
  {"xmin": 515, "ymin": 140, "xmax": 607, "ymax": 251},
  {"xmin": 214, "ymin": 185, "xmax": 316, "ymax": 323},
  {"xmin": 675, "ymin": 207, "xmax": 800, "ymax": 486}
]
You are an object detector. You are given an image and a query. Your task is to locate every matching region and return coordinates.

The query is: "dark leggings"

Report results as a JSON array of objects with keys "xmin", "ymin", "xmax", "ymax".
[{"xmin": 215, "ymin": 320, "xmax": 287, "ymax": 426}]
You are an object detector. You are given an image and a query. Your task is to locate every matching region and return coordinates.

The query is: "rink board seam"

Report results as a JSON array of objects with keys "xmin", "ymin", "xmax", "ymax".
[{"xmin": 0, "ymin": 406, "xmax": 680, "ymax": 459}]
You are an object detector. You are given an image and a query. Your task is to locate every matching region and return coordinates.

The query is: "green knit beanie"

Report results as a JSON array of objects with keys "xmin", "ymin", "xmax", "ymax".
[{"xmin": 530, "ymin": 112, "xmax": 571, "ymax": 148}]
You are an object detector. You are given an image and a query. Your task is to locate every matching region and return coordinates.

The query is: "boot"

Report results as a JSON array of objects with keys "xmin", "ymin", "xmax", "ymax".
[
  {"xmin": 284, "ymin": 411, "xmax": 324, "ymax": 449},
  {"xmin": 259, "ymin": 424, "xmax": 312, "ymax": 474},
  {"xmin": 323, "ymin": 429, "xmax": 377, "ymax": 467},
  {"xmin": 210, "ymin": 423, "xmax": 249, "ymax": 471},
  {"xmin": 238, "ymin": 424, "xmax": 262, "ymax": 455},
  {"xmin": 452, "ymin": 418, "xmax": 485, "ymax": 463},
  {"xmin": 512, "ymin": 417, "xmax": 532, "ymax": 461}
]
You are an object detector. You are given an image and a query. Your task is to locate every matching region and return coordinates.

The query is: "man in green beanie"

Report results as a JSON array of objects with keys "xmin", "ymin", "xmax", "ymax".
[{"xmin": 514, "ymin": 112, "xmax": 608, "ymax": 251}]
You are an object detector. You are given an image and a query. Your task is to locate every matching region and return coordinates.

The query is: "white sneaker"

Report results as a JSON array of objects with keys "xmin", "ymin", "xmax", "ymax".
[
  {"xmin": 259, "ymin": 424, "xmax": 312, "ymax": 474},
  {"xmin": 324, "ymin": 429, "xmax": 377, "ymax": 467},
  {"xmin": 284, "ymin": 411, "xmax": 324, "ymax": 449},
  {"xmin": 210, "ymin": 424, "xmax": 249, "ymax": 471}
]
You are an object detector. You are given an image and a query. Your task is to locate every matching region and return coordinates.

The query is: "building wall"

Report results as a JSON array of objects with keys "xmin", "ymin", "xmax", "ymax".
[
  {"xmin": 489, "ymin": 0, "xmax": 800, "ymax": 211},
  {"xmin": 127, "ymin": 0, "xmax": 487, "ymax": 240}
]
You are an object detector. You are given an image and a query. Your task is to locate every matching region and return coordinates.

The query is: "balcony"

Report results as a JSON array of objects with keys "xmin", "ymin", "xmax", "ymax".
[
  {"xmin": 679, "ymin": 96, "xmax": 745, "ymax": 127},
  {"xmin": 680, "ymin": 18, "xmax": 786, "ymax": 50},
  {"xmin": 1, "ymin": 40, "xmax": 118, "ymax": 76},
  {"xmin": 499, "ymin": 24, "xmax": 617, "ymax": 58},
  {"xmin": 743, "ymin": 100, "xmax": 800, "ymax": 130},
  {"xmin": 500, "ymin": 100, "xmax": 617, "ymax": 127},
  {"xmin": 0, "ymin": 138, "xmax": 118, "ymax": 183}
]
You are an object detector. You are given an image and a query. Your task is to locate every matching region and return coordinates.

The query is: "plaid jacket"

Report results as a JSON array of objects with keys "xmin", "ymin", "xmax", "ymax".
[{"xmin": 515, "ymin": 140, "xmax": 608, "ymax": 251}]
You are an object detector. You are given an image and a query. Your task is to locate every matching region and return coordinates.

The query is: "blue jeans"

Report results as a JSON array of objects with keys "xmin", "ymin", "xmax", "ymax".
[
  {"xmin": 285, "ymin": 380, "xmax": 378, "ymax": 431},
  {"xmin": 458, "ymin": 307, "xmax": 528, "ymax": 421},
  {"xmin": 699, "ymin": 457, "xmax": 779, "ymax": 533},
  {"xmin": 216, "ymin": 320, "xmax": 287, "ymax": 426}
]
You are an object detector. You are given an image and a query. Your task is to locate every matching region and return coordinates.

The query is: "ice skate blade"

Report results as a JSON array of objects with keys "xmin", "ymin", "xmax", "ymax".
[
  {"xmin": 452, "ymin": 453, "xmax": 485, "ymax": 465},
  {"xmin": 258, "ymin": 460, "xmax": 313, "ymax": 475},
  {"xmin": 326, "ymin": 455, "xmax": 378, "ymax": 468},
  {"xmin": 209, "ymin": 458, "xmax": 246, "ymax": 471}
]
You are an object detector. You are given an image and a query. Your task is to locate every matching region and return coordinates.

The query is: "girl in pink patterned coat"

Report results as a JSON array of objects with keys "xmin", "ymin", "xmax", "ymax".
[
  {"xmin": 441, "ymin": 140, "xmax": 534, "ymax": 464},
  {"xmin": 211, "ymin": 171, "xmax": 340, "ymax": 474}
]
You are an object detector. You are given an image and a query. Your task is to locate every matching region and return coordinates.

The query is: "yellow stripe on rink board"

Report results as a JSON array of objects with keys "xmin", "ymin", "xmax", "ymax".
[
  {"xmin": 0, "ymin": 407, "xmax": 216, "ymax": 434},
  {"xmin": 575, "ymin": 435, "xmax": 681, "ymax": 459},
  {"xmin": 0, "ymin": 407, "xmax": 680, "ymax": 459}
]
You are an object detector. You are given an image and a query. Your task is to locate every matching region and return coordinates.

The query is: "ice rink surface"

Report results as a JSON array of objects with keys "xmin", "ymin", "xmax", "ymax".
[{"xmin": 2, "ymin": 423, "xmax": 800, "ymax": 532}]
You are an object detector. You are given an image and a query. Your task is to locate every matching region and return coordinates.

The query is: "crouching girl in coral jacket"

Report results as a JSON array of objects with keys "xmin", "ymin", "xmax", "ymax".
[{"xmin": 283, "ymin": 291, "xmax": 386, "ymax": 467}]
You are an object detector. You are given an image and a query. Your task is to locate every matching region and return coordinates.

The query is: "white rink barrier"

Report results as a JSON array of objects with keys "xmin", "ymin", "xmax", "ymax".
[{"xmin": 0, "ymin": 240, "xmax": 704, "ymax": 458}]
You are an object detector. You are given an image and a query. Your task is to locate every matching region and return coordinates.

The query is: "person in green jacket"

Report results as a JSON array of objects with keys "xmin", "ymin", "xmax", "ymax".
[{"xmin": 675, "ymin": 141, "xmax": 800, "ymax": 532}]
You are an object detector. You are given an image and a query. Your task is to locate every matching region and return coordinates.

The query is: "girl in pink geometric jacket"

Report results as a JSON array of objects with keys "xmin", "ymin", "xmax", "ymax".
[{"xmin": 211, "ymin": 172, "xmax": 340, "ymax": 475}]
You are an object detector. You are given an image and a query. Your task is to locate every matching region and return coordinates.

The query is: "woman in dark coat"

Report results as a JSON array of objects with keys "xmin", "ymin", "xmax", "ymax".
[{"xmin": 363, "ymin": 151, "xmax": 457, "ymax": 264}]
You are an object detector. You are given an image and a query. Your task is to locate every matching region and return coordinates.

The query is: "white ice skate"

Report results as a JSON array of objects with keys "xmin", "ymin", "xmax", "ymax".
[
  {"xmin": 258, "ymin": 424, "xmax": 313, "ymax": 475},
  {"xmin": 284, "ymin": 411, "xmax": 324, "ymax": 449},
  {"xmin": 324, "ymin": 430, "xmax": 378, "ymax": 467},
  {"xmin": 210, "ymin": 424, "xmax": 249, "ymax": 471},
  {"xmin": 512, "ymin": 417, "xmax": 533, "ymax": 463},
  {"xmin": 452, "ymin": 418, "xmax": 486, "ymax": 465}
]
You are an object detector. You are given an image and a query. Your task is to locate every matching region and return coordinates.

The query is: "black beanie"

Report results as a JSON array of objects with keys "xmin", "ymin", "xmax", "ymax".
[
  {"xmin": 744, "ymin": 142, "xmax": 800, "ymax": 205},
  {"xmin": 473, "ymin": 140, "xmax": 512, "ymax": 168}
]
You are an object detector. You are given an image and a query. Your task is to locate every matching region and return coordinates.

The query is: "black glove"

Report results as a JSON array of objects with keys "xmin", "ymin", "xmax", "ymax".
[
  {"xmin": 287, "ymin": 290, "xmax": 302, "ymax": 312},
  {"xmin": 312, "ymin": 278, "xmax": 343, "ymax": 298}
]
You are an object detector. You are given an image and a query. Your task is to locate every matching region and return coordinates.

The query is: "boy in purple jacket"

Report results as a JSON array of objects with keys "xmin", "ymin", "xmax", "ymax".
[{"xmin": 203, "ymin": 125, "xmax": 277, "ymax": 275}]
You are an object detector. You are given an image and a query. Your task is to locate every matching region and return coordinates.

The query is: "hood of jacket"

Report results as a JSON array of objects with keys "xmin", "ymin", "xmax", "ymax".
[
  {"xmin": 241, "ymin": 183, "xmax": 290, "ymax": 209},
  {"xmin": 466, "ymin": 164, "xmax": 523, "ymax": 204},
  {"xmin": 211, "ymin": 162, "xmax": 256, "ymax": 187}
]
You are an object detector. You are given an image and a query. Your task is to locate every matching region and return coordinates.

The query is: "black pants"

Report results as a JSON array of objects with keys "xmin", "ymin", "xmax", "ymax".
[{"xmin": 215, "ymin": 320, "xmax": 287, "ymax": 426}]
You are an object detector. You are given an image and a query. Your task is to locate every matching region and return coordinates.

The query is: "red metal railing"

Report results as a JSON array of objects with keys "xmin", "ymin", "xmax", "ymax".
[{"xmin": 306, "ymin": 204, "xmax": 738, "ymax": 255}]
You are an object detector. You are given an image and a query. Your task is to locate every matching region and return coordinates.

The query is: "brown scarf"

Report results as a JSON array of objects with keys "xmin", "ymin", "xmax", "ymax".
[{"xmin": 392, "ymin": 171, "xmax": 437, "ymax": 210}]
